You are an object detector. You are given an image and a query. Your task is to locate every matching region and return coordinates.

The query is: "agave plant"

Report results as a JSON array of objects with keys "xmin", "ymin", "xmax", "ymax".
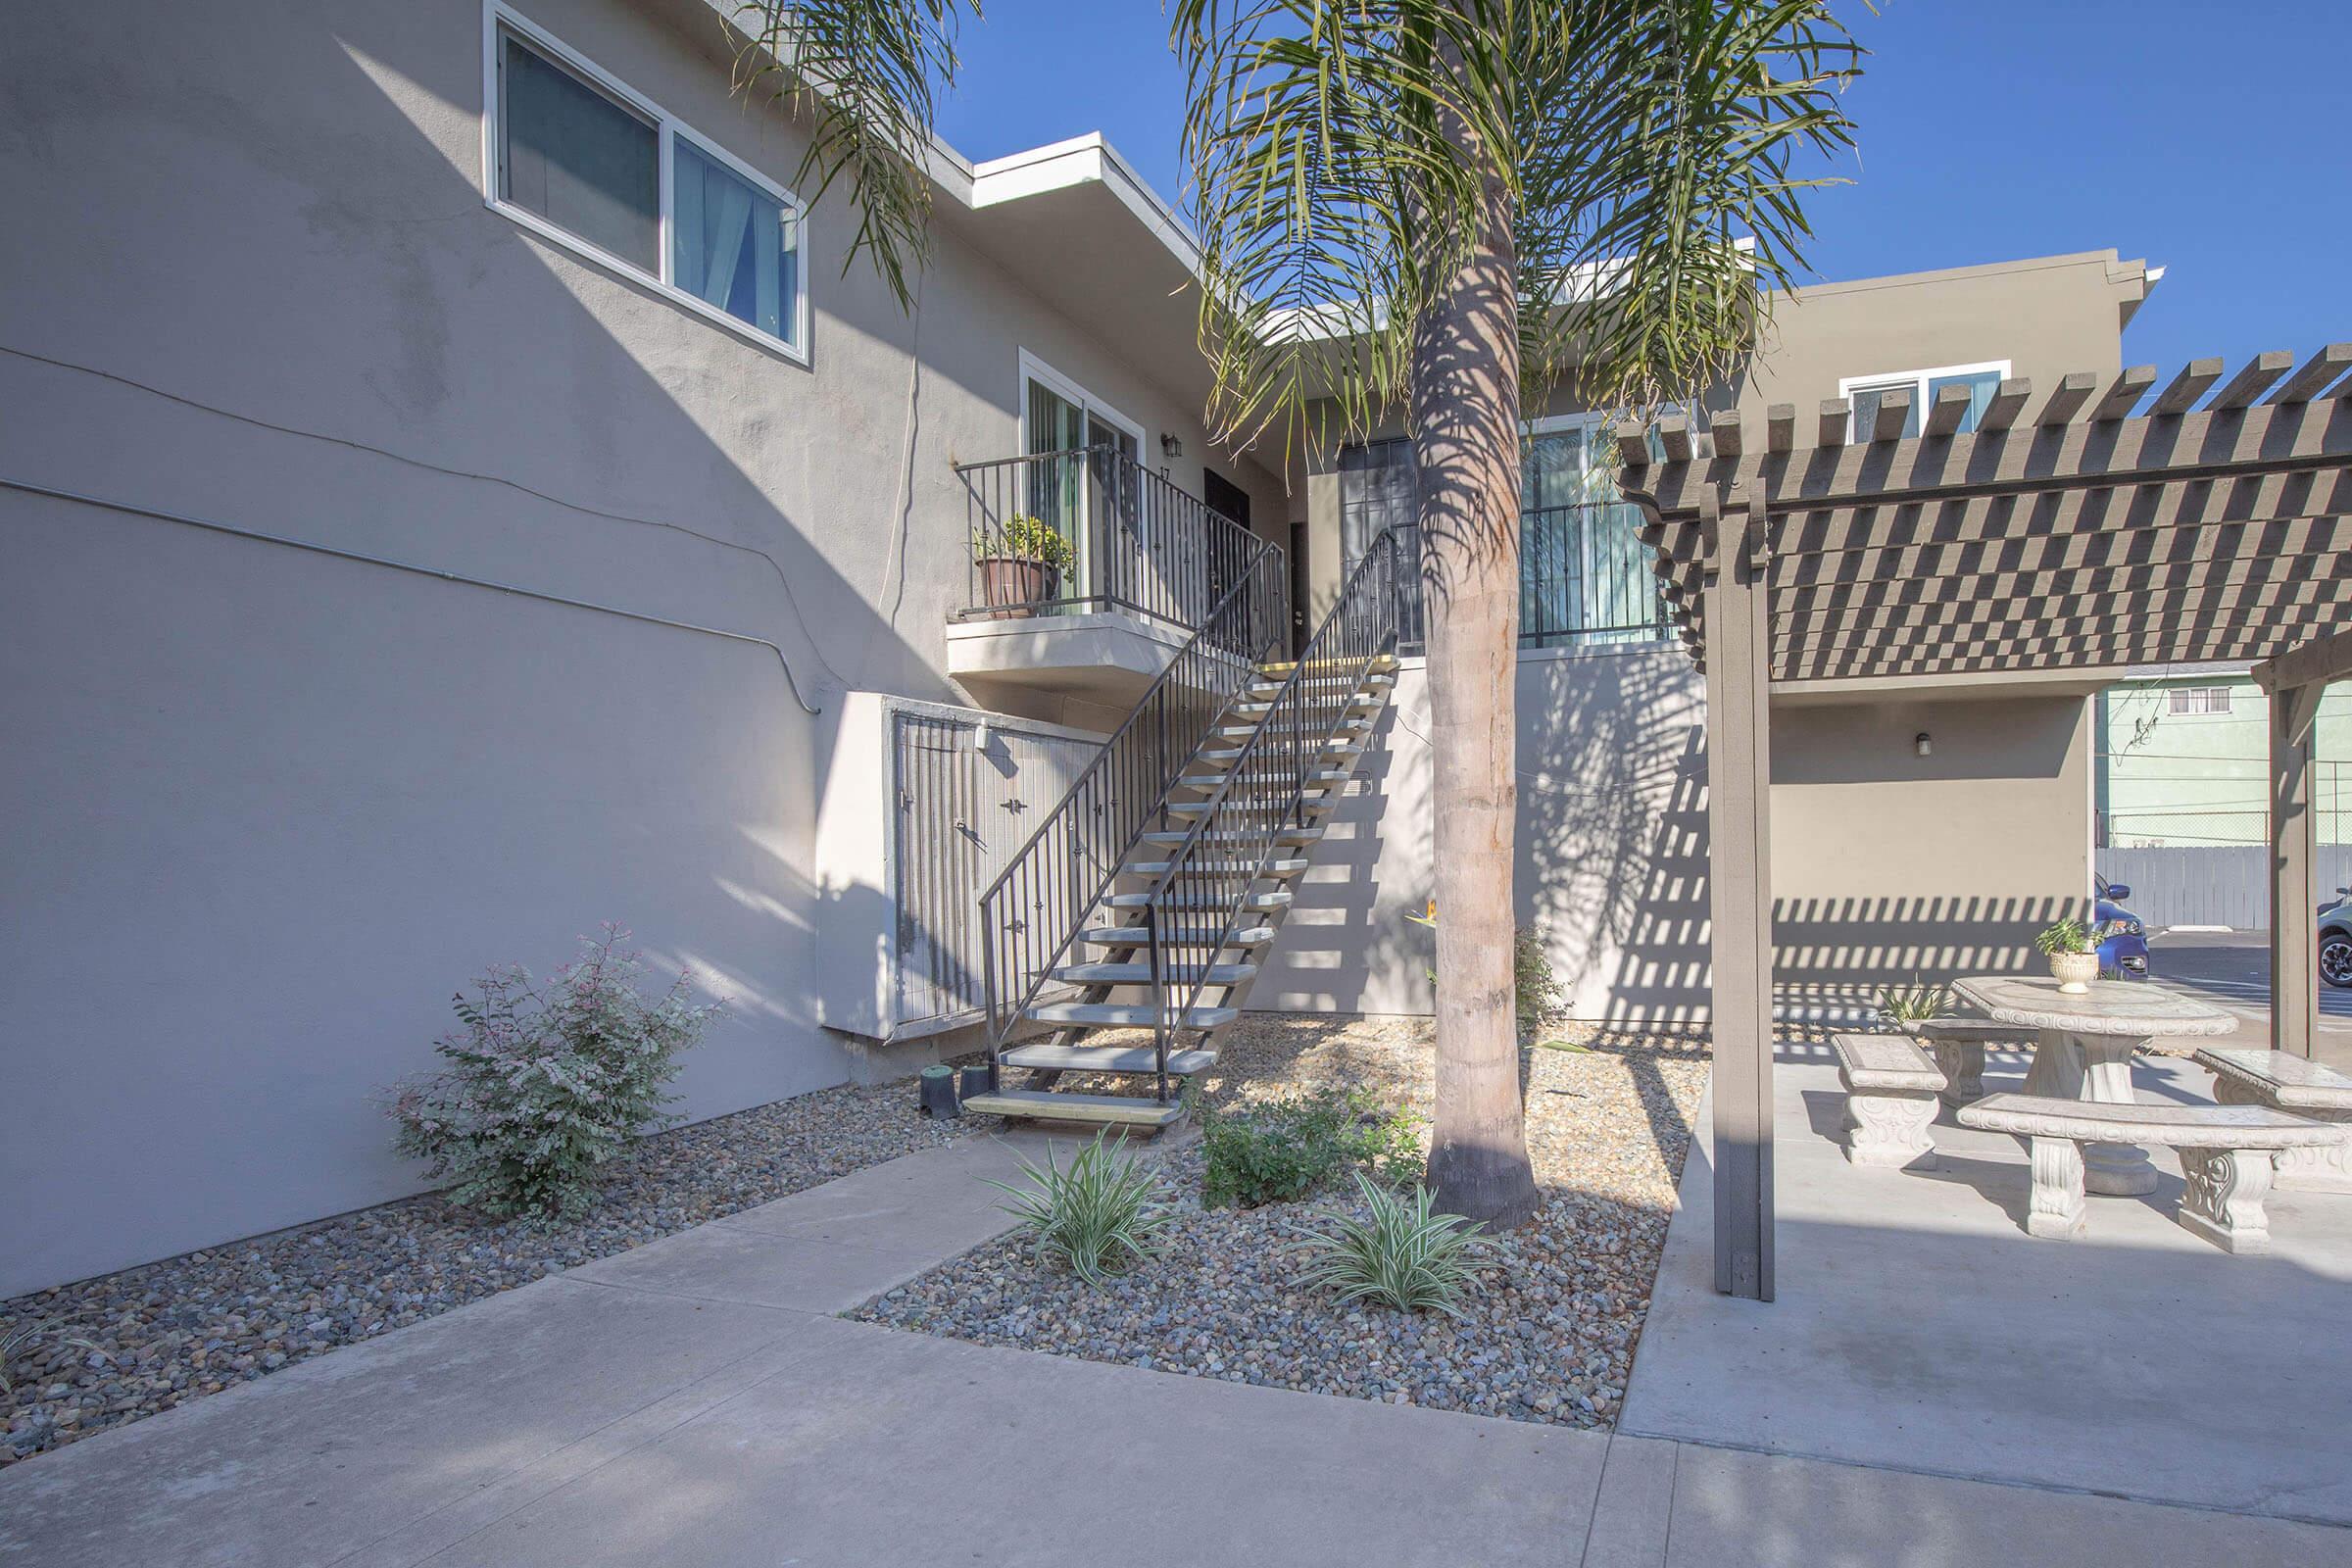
[
  {"xmin": 1877, "ymin": 977, "xmax": 1954, "ymax": 1024},
  {"xmin": 1288, "ymin": 1172, "xmax": 1495, "ymax": 1317},
  {"xmin": 985, "ymin": 1131, "xmax": 1174, "ymax": 1288}
]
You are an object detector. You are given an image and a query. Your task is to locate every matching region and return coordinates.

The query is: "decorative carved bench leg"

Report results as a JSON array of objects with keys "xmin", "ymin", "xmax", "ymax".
[
  {"xmin": 1843, "ymin": 1087, "xmax": 1939, "ymax": 1168},
  {"xmin": 2024, "ymin": 1136, "xmax": 2087, "ymax": 1239},
  {"xmin": 1932, "ymin": 1041, "xmax": 1985, "ymax": 1106},
  {"xmin": 2210, "ymin": 1079, "xmax": 2352, "ymax": 1193},
  {"xmin": 2177, "ymin": 1148, "xmax": 2275, "ymax": 1254}
]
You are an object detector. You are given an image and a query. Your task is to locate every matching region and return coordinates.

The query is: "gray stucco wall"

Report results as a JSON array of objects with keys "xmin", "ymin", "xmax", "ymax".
[{"xmin": 0, "ymin": 0, "xmax": 1281, "ymax": 1296}]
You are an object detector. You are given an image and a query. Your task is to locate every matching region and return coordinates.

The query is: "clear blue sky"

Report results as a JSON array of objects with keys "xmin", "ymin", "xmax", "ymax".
[{"xmin": 935, "ymin": 3, "xmax": 2351, "ymax": 372}]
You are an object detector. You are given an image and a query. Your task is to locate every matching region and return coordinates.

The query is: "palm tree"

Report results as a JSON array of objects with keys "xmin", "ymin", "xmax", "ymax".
[
  {"xmin": 1171, "ymin": 0, "xmax": 1859, "ymax": 1225},
  {"xmin": 726, "ymin": 0, "xmax": 978, "ymax": 312}
]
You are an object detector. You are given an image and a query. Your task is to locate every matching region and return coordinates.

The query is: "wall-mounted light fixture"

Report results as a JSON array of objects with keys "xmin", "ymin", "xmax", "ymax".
[
  {"xmin": 1914, "ymin": 731, "xmax": 1934, "ymax": 758},
  {"xmin": 1160, "ymin": 432, "xmax": 1184, "ymax": 462}
]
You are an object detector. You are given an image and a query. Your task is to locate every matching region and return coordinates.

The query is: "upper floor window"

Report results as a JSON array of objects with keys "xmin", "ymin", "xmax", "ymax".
[
  {"xmin": 1839, "ymin": 361, "xmax": 2010, "ymax": 441},
  {"xmin": 2169, "ymin": 686, "xmax": 2233, "ymax": 715},
  {"xmin": 487, "ymin": 8, "xmax": 808, "ymax": 360}
]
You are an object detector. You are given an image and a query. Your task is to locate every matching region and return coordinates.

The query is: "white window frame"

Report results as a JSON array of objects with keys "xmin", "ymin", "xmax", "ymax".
[
  {"xmin": 480, "ymin": 2, "xmax": 810, "ymax": 366},
  {"xmin": 1838, "ymin": 360, "xmax": 2011, "ymax": 441},
  {"xmin": 1521, "ymin": 409, "xmax": 1676, "ymax": 647},
  {"xmin": 1016, "ymin": 350, "xmax": 1147, "ymax": 456}
]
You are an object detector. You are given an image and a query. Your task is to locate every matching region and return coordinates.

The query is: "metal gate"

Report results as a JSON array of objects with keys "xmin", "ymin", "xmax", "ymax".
[{"xmin": 891, "ymin": 710, "xmax": 1097, "ymax": 1029}]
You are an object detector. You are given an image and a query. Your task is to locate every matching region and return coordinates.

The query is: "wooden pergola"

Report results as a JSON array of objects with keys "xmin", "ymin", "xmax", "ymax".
[{"xmin": 1617, "ymin": 345, "xmax": 2352, "ymax": 1300}]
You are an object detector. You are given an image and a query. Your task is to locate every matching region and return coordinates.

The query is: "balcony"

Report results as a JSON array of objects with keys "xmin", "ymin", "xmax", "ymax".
[{"xmin": 946, "ymin": 448, "xmax": 1269, "ymax": 714}]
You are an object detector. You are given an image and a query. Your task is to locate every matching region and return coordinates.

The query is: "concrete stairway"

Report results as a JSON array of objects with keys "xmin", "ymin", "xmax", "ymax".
[{"xmin": 961, "ymin": 653, "xmax": 1398, "ymax": 1129}]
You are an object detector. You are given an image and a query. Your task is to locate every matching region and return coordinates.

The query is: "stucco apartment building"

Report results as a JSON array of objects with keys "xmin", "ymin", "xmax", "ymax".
[{"xmin": 2, "ymin": 0, "xmax": 2156, "ymax": 1296}]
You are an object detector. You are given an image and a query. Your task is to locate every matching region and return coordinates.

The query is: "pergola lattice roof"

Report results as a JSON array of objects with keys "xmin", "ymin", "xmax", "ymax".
[{"xmin": 1618, "ymin": 344, "xmax": 2352, "ymax": 683}]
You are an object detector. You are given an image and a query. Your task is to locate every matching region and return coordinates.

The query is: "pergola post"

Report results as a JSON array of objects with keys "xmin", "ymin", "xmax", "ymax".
[
  {"xmin": 1702, "ymin": 488, "xmax": 1775, "ymax": 1300},
  {"xmin": 2268, "ymin": 683, "xmax": 2324, "ymax": 1059}
]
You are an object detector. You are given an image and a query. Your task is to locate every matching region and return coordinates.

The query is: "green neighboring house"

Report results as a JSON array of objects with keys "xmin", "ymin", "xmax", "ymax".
[{"xmin": 2097, "ymin": 669, "xmax": 2352, "ymax": 849}]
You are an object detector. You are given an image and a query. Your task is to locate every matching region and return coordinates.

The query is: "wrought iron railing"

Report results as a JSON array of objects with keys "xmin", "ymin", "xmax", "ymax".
[
  {"xmin": 977, "ymin": 538, "xmax": 1290, "ymax": 1058},
  {"xmin": 1135, "ymin": 530, "xmax": 1404, "ymax": 1099},
  {"xmin": 956, "ymin": 448, "xmax": 1263, "ymax": 637}
]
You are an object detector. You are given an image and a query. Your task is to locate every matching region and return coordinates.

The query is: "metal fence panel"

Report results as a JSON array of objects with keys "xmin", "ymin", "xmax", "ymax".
[
  {"xmin": 2097, "ymin": 846, "xmax": 2352, "ymax": 930},
  {"xmin": 891, "ymin": 710, "xmax": 1099, "ymax": 1029}
]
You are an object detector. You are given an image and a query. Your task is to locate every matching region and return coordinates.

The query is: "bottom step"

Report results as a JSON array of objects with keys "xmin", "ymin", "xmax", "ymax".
[{"xmin": 959, "ymin": 1090, "xmax": 1185, "ymax": 1129}]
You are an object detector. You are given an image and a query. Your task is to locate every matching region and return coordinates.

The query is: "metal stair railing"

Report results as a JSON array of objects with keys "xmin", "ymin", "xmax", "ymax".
[
  {"xmin": 977, "ymin": 539, "xmax": 1290, "ymax": 1079},
  {"xmin": 1137, "ymin": 529, "xmax": 1404, "ymax": 1100}
]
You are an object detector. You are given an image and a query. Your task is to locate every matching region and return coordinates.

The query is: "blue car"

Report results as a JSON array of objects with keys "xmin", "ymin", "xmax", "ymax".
[{"xmin": 2096, "ymin": 875, "xmax": 2150, "ymax": 978}]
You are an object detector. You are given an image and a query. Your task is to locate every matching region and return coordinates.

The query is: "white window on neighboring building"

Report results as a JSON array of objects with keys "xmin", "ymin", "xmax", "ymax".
[
  {"xmin": 485, "ymin": 7, "xmax": 808, "ymax": 360},
  {"xmin": 2168, "ymin": 686, "xmax": 2234, "ymax": 715},
  {"xmin": 1838, "ymin": 361, "xmax": 2010, "ymax": 441}
]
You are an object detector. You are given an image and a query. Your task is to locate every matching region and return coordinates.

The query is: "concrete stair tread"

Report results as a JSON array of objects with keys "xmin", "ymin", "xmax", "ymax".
[
  {"xmin": 1079, "ymin": 923, "xmax": 1275, "ymax": 946},
  {"xmin": 1217, "ymin": 718, "xmax": 1371, "ymax": 740},
  {"xmin": 1052, "ymin": 960, "xmax": 1255, "ymax": 985},
  {"xmin": 959, "ymin": 1090, "xmax": 1185, "ymax": 1128},
  {"xmin": 1105, "ymin": 889, "xmax": 1293, "ymax": 910},
  {"xmin": 1201, "ymin": 743, "xmax": 1363, "ymax": 763},
  {"xmin": 1023, "ymin": 1001, "xmax": 1239, "ymax": 1029},
  {"xmin": 1179, "ymin": 770, "xmax": 1351, "ymax": 789},
  {"xmin": 1123, "ymin": 858, "xmax": 1311, "ymax": 877},
  {"xmin": 1162, "ymin": 800, "xmax": 1332, "ymax": 820},
  {"xmin": 1256, "ymin": 654, "xmax": 1400, "ymax": 676},
  {"xmin": 1140, "ymin": 828, "xmax": 1323, "ymax": 846},
  {"xmin": 1000, "ymin": 1043, "xmax": 1218, "ymax": 1075}
]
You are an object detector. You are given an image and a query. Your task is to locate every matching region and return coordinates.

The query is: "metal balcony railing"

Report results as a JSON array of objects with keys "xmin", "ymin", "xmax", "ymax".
[
  {"xmin": 956, "ymin": 448, "xmax": 1262, "ymax": 637},
  {"xmin": 1375, "ymin": 500, "xmax": 1674, "ymax": 655}
]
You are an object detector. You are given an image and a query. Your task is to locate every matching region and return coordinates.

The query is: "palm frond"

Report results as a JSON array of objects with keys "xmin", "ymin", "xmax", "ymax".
[
  {"xmin": 1174, "ymin": 0, "xmax": 1860, "ymax": 445},
  {"xmin": 727, "ymin": 0, "xmax": 976, "ymax": 312}
]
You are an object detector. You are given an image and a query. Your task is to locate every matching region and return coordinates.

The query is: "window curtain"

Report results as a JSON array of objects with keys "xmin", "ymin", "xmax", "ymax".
[{"xmin": 671, "ymin": 141, "xmax": 792, "ymax": 343}]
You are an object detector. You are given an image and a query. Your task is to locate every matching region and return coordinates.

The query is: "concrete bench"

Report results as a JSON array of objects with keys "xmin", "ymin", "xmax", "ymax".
[
  {"xmin": 1895, "ymin": 1017, "xmax": 2034, "ymax": 1106},
  {"xmin": 2193, "ymin": 1048, "xmax": 2352, "ymax": 1193},
  {"xmin": 1957, "ymin": 1093, "xmax": 2348, "ymax": 1253},
  {"xmin": 1831, "ymin": 1034, "xmax": 1947, "ymax": 1168}
]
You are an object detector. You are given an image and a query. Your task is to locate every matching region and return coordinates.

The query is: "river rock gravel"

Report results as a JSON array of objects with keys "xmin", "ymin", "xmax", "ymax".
[
  {"xmin": 1, "ymin": 1068, "xmax": 981, "ymax": 1466},
  {"xmin": 856, "ymin": 1014, "xmax": 1709, "ymax": 1429}
]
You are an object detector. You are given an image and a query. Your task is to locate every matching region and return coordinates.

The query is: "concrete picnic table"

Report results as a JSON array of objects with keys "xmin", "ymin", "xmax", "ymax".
[{"xmin": 1950, "ymin": 975, "xmax": 2238, "ymax": 1197}]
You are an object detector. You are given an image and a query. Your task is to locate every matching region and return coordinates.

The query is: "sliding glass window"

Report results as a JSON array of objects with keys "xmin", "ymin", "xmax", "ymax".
[{"xmin": 489, "ymin": 10, "xmax": 808, "ymax": 359}]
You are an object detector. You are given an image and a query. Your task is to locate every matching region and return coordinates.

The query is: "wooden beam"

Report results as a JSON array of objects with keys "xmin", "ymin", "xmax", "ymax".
[
  {"xmin": 1636, "ymin": 395, "xmax": 2352, "ymax": 523},
  {"xmin": 1871, "ymin": 386, "xmax": 1914, "ymax": 442},
  {"xmin": 1766, "ymin": 404, "xmax": 1795, "ymax": 453},
  {"xmin": 1701, "ymin": 489, "xmax": 1774, "ymax": 1302},
  {"xmin": 2207, "ymin": 351, "xmax": 2293, "ymax": 411},
  {"xmin": 1978, "ymin": 377, "xmax": 2031, "ymax": 433},
  {"xmin": 2038, "ymin": 371, "xmax": 2098, "ymax": 425},
  {"xmin": 2265, "ymin": 342, "xmax": 2352, "ymax": 404},
  {"xmin": 2272, "ymin": 683, "xmax": 2326, "ymax": 1059},
  {"xmin": 2091, "ymin": 365, "xmax": 2158, "ymax": 421},
  {"xmin": 2150, "ymin": 358, "xmax": 2225, "ymax": 416},
  {"xmin": 1709, "ymin": 411, "xmax": 1744, "ymax": 459},
  {"xmin": 2251, "ymin": 625, "xmax": 2352, "ymax": 693},
  {"xmin": 1659, "ymin": 415, "xmax": 1693, "ymax": 464},
  {"xmin": 1616, "ymin": 421, "xmax": 1650, "ymax": 469},
  {"xmin": 1925, "ymin": 383, "xmax": 1973, "ymax": 436},
  {"xmin": 1817, "ymin": 399, "xmax": 1850, "ymax": 449}
]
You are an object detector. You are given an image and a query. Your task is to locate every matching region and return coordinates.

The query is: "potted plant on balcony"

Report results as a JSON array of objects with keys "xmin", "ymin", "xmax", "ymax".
[
  {"xmin": 2034, "ymin": 916, "xmax": 2101, "ymax": 995},
  {"xmin": 973, "ymin": 514, "xmax": 1074, "ymax": 620}
]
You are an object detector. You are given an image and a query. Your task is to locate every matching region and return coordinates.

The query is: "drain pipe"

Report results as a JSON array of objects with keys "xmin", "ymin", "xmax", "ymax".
[{"xmin": 0, "ymin": 474, "xmax": 823, "ymax": 714}]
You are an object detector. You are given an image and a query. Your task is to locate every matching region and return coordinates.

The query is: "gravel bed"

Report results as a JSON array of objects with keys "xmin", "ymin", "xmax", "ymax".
[
  {"xmin": 857, "ymin": 1014, "xmax": 1709, "ymax": 1429},
  {"xmin": 1, "ymin": 1067, "xmax": 981, "ymax": 1466}
]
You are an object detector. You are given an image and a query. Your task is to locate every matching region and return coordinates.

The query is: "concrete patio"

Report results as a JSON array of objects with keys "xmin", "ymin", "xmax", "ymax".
[
  {"xmin": 6, "ymin": 1102, "xmax": 2349, "ymax": 1565},
  {"xmin": 1623, "ymin": 1041, "xmax": 2352, "ymax": 1527}
]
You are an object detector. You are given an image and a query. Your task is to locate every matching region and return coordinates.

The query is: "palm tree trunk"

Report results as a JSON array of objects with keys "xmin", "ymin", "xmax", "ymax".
[{"xmin": 1412, "ymin": 38, "xmax": 1538, "ymax": 1231}]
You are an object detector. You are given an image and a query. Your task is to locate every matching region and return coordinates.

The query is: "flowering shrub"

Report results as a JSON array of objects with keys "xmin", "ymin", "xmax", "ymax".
[{"xmin": 386, "ymin": 926, "xmax": 723, "ymax": 1220}]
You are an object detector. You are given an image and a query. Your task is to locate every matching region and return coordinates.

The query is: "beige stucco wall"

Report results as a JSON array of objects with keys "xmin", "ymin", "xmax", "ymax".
[
  {"xmin": 0, "ymin": 0, "xmax": 1279, "ymax": 1296},
  {"xmin": 1252, "ymin": 653, "xmax": 2093, "ymax": 1024}
]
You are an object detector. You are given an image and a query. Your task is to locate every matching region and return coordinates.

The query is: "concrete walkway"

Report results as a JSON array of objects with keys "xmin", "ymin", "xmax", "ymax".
[{"xmin": 4, "ymin": 1127, "xmax": 2346, "ymax": 1566}]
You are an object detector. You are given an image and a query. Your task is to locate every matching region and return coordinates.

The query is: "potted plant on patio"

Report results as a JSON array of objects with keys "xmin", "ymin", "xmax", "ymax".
[
  {"xmin": 972, "ymin": 514, "xmax": 1074, "ymax": 620},
  {"xmin": 2034, "ymin": 917, "xmax": 2101, "ymax": 995}
]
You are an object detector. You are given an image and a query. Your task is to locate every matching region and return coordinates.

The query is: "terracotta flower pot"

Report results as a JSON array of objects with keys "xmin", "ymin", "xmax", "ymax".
[
  {"xmin": 976, "ymin": 557, "xmax": 1056, "ymax": 620},
  {"xmin": 2047, "ymin": 950, "xmax": 2099, "ymax": 995}
]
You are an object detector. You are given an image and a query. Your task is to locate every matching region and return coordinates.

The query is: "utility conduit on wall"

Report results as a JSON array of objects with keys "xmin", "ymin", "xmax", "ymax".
[{"xmin": 0, "ymin": 475, "xmax": 824, "ymax": 714}]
